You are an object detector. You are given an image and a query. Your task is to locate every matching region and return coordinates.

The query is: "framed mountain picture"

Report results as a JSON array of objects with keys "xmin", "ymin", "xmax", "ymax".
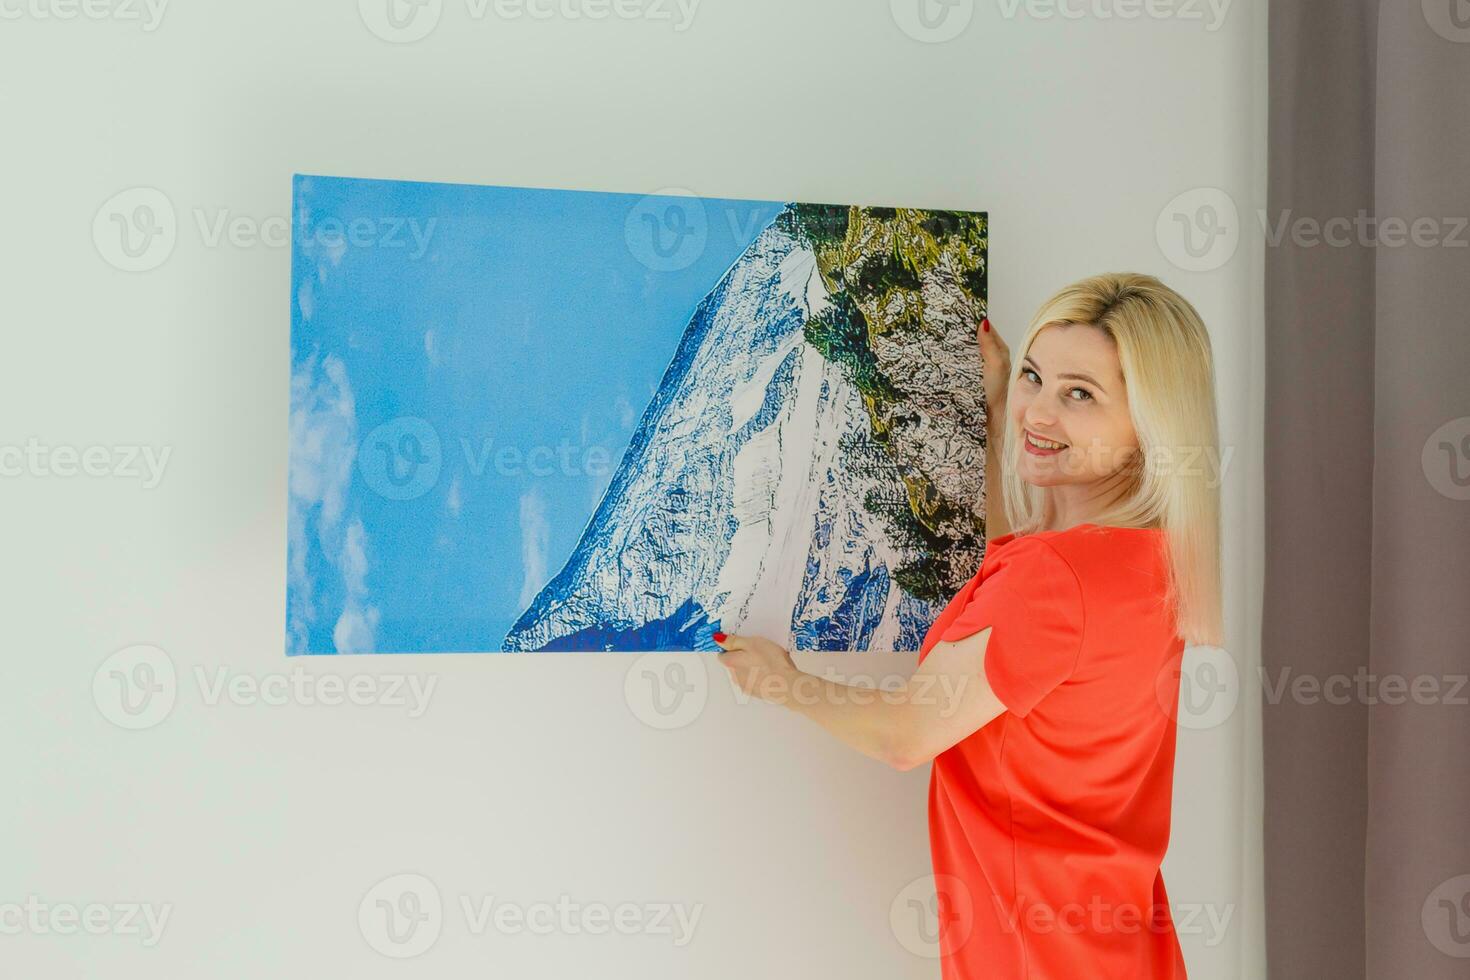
[{"xmin": 287, "ymin": 174, "xmax": 989, "ymax": 654}]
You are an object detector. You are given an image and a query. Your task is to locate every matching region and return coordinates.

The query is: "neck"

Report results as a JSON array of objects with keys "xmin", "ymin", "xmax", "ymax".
[{"xmin": 1041, "ymin": 471, "xmax": 1138, "ymax": 531}]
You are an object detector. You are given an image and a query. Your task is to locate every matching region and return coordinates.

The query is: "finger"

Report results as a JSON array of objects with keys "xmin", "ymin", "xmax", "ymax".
[
  {"xmin": 991, "ymin": 327, "xmax": 1010, "ymax": 357},
  {"xmin": 978, "ymin": 319, "xmax": 999, "ymax": 363},
  {"xmin": 979, "ymin": 317, "xmax": 1008, "ymax": 357}
]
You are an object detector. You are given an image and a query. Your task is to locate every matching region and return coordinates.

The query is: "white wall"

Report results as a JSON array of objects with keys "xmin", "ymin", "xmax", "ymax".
[{"xmin": 0, "ymin": 0, "xmax": 1266, "ymax": 976}]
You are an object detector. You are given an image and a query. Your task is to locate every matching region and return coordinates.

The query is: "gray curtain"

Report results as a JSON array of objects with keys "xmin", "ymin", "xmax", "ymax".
[{"xmin": 1265, "ymin": 1, "xmax": 1470, "ymax": 977}]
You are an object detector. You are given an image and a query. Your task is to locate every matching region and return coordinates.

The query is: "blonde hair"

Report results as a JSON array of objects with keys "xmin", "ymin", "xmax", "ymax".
[{"xmin": 999, "ymin": 272, "xmax": 1224, "ymax": 648}]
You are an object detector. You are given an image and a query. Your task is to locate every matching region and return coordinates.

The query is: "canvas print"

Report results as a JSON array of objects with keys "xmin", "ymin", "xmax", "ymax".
[{"xmin": 287, "ymin": 173, "xmax": 990, "ymax": 654}]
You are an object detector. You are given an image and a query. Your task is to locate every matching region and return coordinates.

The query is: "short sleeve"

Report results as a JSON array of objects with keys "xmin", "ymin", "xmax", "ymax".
[{"xmin": 938, "ymin": 537, "xmax": 1087, "ymax": 718}]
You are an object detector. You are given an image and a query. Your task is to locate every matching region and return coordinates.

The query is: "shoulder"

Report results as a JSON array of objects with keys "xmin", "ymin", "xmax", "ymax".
[
  {"xmin": 1034, "ymin": 523, "xmax": 1165, "ymax": 556},
  {"xmin": 1019, "ymin": 527, "xmax": 1174, "ymax": 631},
  {"xmin": 979, "ymin": 534, "xmax": 1088, "ymax": 622},
  {"xmin": 985, "ymin": 532, "xmax": 1081, "ymax": 584},
  {"xmin": 993, "ymin": 525, "xmax": 1168, "ymax": 595}
]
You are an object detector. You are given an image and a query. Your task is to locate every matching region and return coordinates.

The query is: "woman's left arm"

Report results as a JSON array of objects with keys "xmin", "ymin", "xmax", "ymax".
[{"xmin": 714, "ymin": 630, "xmax": 1008, "ymax": 771}]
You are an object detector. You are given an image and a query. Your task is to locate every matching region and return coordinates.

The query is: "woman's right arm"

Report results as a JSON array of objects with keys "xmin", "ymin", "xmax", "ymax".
[
  {"xmin": 978, "ymin": 315, "xmax": 1012, "ymax": 539},
  {"xmin": 985, "ymin": 427, "xmax": 1009, "ymax": 540}
]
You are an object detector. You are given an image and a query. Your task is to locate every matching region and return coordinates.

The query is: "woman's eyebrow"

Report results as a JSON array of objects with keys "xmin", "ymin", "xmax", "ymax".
[
  {"xmin": 1022, "ymin": 355, "xmax": 1108, "ymax": 393},
  {"xmin": 1060, "ymin": 372, "xmax": 1106, "ymax": 391}
]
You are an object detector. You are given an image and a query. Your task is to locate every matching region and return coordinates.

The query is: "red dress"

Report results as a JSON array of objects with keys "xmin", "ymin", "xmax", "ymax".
[{"xmin": 916, "ymin": 523, "xmax": 1189, "ymax": 979}]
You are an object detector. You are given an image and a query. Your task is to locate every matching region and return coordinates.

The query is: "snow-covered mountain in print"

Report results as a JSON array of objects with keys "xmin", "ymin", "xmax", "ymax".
[
  {"xmin": 287, "ymin": 174, "xmax": 987, "ymax": 655},
  {"xmin": 503, "ymin": 203, "xmax": 991, "ymax": 652}
]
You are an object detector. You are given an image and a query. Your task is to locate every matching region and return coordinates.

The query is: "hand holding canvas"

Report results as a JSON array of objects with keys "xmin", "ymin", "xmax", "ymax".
[
  {"xmin": 712, "ymin": 631, "xmax": 799, "ymax": 703},
  {"xmin": 978, "ymin": 315, "xmax": 1011, "ymax": 422}
]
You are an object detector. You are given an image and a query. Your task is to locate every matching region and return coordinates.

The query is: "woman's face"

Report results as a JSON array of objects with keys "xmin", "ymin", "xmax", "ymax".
[{"xmin": 1007, "ymin": 322, "xmax": 1141, "ymax": 488}]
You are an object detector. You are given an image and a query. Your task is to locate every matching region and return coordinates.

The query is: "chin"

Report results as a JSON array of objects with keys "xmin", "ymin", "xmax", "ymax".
[{"xmin": 1016, "ymin": 462, "xmax": 1066, "ymax": 487}]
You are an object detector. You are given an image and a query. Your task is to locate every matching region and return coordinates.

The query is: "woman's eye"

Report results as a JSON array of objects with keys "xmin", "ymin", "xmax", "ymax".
[
  {"xmin": 1068, "ymin": 388, "xmax": 1093, "ymax": 402},
  {"xmin": 1021, "ymin": 368, "xmax": 1040, "ymax": 384}
]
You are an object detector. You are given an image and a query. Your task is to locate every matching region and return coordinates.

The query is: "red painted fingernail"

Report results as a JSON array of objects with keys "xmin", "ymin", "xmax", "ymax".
[
  {"xmin": 982, "ymin": 318, "xmax": 990, "ymax": 333},
  {"xmin": 713, "ymin": 632, "xmax": 727, "ymax": 643}
]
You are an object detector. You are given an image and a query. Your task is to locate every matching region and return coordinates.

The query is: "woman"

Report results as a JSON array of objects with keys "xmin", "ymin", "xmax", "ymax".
[{"xmin": 714, "ymin": 272, "xmax": 1225, "ymax": 979}]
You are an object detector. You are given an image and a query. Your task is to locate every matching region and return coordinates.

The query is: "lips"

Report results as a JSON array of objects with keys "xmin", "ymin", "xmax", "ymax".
[{"xmin": 1023, "ymin": 429, "xmax": 1068, "ymax": 456}]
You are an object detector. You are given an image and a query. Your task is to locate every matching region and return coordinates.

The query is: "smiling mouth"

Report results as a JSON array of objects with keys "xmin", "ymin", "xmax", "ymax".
[{"xmin": 1024, "ymin": 430, "xmax": 1069, "ymax": 453}]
